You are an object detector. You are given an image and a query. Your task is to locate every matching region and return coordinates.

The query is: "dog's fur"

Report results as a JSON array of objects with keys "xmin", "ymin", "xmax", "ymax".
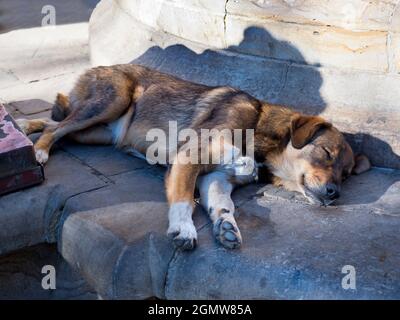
[{"xmin": 17, "ymin": 64, "xmax": 370, "ymax": 250}]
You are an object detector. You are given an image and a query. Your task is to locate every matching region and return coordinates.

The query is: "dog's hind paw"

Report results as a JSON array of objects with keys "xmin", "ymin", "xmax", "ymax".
[
  {"xmin": 35, "ymin": 149, "xmax": 49, "ymax": 164},
  {"xmin": 213, "ymin": 214, "xmax": 242, "ymax": 249}
]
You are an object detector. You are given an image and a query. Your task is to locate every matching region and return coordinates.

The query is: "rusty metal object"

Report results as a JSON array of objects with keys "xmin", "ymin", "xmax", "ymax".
[{"xmin": 0, "ymin": 104, "xmax": 44, "ymax": 195}]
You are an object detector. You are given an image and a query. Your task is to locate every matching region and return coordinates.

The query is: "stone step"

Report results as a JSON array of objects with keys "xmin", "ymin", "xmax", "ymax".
[
  {"xmin": 58, "ymin": 168, "xmax": 208, "ymax": 299},
  {"xmin": 1, "ymin": 128, "xmax": 399, "ymax": 298},
  {"xmin": 0, "ymin": 147, "xmax": 108, "ymax": 256},
  {"xmin": 0, "ymin": 244, "xmax": 96, "ymax": 300},
  {"xmin": 58, "ymin": 165, "xmax": 400, "ymax": 299}
]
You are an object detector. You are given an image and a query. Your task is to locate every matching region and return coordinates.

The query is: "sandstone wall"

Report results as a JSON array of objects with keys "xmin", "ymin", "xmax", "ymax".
[{"xmin": 89, "ymin": 0, "xmax": 400, "ymax": 169}]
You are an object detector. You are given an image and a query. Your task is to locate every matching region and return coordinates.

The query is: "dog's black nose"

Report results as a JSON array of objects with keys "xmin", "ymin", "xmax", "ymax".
[{"xmin": 326, "ymin": 183, "xmax": 340, "ymax": 199}]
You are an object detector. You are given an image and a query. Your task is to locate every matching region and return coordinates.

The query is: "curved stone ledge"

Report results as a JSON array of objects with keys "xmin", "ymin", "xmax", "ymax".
[
  {"xmin": 229, "ymin": 1, "xmax": 400, "ymax": 33},
  {"xmin": 0, "ymin": 150, "xmax": 107, "ymax": 256},
  {"xmin": 58, "ymin": 169, "xmax": 400, "ymax": 299},
  {"xmin": 89, "ymin": 0, "xmax": 400, "ymax": 169},
  {"xmin": 91, "ymin": 0, "xmax": 400, "ymax": 72}
]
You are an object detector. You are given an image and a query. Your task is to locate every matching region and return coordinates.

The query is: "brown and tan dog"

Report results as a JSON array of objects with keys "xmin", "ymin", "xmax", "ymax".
[{"xmin": 17, "ymin": 64, "xmax": 370, "ymax": 250}]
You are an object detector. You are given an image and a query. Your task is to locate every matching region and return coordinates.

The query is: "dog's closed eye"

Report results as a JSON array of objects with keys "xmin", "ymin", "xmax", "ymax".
[{"xmin": 322, "ymin": 147, "xmax": 333, "ymax": 161}]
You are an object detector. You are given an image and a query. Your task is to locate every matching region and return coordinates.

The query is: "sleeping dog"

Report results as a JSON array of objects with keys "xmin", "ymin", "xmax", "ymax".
[{"xmin": 16, "ymin": 64, "xmax": 371, "ymax": 250}]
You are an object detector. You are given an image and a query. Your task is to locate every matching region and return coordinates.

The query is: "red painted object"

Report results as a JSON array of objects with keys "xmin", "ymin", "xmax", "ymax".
[{"xmin": 0, "ymin": 104, "xmax": 44, "ymax": 195}]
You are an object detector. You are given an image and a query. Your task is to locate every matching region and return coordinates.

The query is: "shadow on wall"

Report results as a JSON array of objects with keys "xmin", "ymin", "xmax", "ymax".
[
  {"xmin": 132, "ymin": 26, "xmax": 400, "ymax": 170},
  {"xmin": 227, "ymin": 26, "xmax": 322, "ymax": 68},
  {"xmin": 344, "ymin": 132, "xmax": 400, "ymax": 171},
  {"xmin": 133, "ymin": 26, "xmax": 326, "ymax": 115},
  {"xmin": 130, "ymin": 25, "xmax": 400, "ymax": 202}
]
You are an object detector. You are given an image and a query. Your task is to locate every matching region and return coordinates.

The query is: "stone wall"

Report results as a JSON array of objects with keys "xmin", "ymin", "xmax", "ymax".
[{"xmin": 89, "ymin": 0, "xmax": 400, "ymax": 169}]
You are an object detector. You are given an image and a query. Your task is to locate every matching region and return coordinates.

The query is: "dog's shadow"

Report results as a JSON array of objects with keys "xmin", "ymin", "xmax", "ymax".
[{"xmin": 338, "ymin": 133, "xmax": 400, "ymax": 206}]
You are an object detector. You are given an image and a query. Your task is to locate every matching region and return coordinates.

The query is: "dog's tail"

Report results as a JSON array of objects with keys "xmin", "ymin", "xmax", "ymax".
[{"xmin": 51, "ymin": 93, "xmax": 71, "ymax": 121}]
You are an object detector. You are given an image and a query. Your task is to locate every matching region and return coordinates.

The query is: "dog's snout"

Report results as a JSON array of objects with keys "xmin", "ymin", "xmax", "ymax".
[{"xmin": 326, "ymin": 183, "xmax": 340, "ymax": 199}]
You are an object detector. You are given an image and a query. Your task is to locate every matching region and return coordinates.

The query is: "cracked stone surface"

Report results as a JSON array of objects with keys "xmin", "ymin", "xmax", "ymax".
[
  {"xmin": 58, "ymin": 163, "xmax": 400, "ymax": 299},
  {"xmin": 0, "ymin": 148, "xmax": 108, "ymax": 255},
  {"xmin": 0, "ymin": 2, "xmax": 101, "ymax": 256},
  {"xmin": 2, "ymin": 109, "xmax": 400, "ymax": 299},
  {"xmin": 165, "ymin": 170, "xmax": 400, "ymax": 299},
  {"xmin": 0, "ymin": 244, "xmax": 97, "ymax": 300},
  {"xmin": 0, "ymin": 17, "xmax": 91, "ymax": 104}
]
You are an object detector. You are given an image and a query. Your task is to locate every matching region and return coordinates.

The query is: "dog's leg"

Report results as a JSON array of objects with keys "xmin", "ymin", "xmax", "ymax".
[
  {"xmin": 166, "ymin": 152, "xmax": 201, "ymax": 250},
  {"xmin": 34, "ymin": 94, "xmax": 135, "ymax": 164},
  {"xmin": 34, "ymin": 116, "xmax": 95, "ymax": 164},
  {"xmin": 15, "ymin": 118, "xmax": 58, "ymax": 135},
  {"xmin": 17, "ymin": 117, "xmax": 116, "ymax": 146},
  {"xmin": 196, "ymin": 155, "xmax": 257, "ymax": 249},
  {"xmin": 68, "ymin": 125, "xmax": 114, "ymax": 145},
  {"xmin": 32, "ymin": 68, "xmax": 143, "ymax": 164},
  {"xmin": 165, "ymin": 139, "xmax": 257, "ymax": 250},
  {"xmin": 197, "ymin": 171, "xmax": 241, "ymax": 249}
]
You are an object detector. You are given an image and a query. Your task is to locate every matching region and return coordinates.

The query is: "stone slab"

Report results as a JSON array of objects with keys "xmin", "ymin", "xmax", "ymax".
[
  {"xmin": 0, "ymin": 244, "xmax": 96, "ymax": 300},
  {"xmin": 60, "ymin": 142, "xmax": 150, "ymax": 177},
  {"xmin": 227, "ymin": 0, "xmax": 400, "ymax": 33},
  {"xmin": 165, "ymin": 168, "xmax": 400, "ymax": 299},
  {"xmin": 58, "ymin": 167, "xmax": 400, "ymax": 299},
  {"xmin": 59, "ymin": 168, "xmax": 209, "ymax": 299},
  {"xmin": 9, "ymin": 100, "xmax": 53, "ymax": 115},
  {"xmin": 0, "ymin": 72, "xmax": 83, "ymax": 105},
  {"xmin": 60, "ymin": 168, "xmax": 167, "ymax": 217},
  {"xmin": 0, "ymin": 149, "xmax": 107, "ymax": 255},
  {"xmin": 0, "ymin": 23, "xmax": 90, "ymax": 84}
]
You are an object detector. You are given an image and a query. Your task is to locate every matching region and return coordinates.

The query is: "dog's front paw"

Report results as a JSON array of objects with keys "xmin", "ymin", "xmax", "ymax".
[
  {"xmin": 233, "ymin": 156, "xmax": 257, "ymax": 176},
  {"xmin": 167, "ymin": 222, "xmax": 197, "ymax": 250},
  {"xmin": 228, "ymin": 156, "xmax": 258, "ymax": 185},
  {"xmin": 213, "ymin": 214, "xmax": 242, "ymax": 249}
]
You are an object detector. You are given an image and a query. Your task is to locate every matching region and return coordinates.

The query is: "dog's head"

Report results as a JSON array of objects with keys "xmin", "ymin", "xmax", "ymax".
[{"xmin": 278, "ymin": 115, "xmax": 371, "ymax": 205}]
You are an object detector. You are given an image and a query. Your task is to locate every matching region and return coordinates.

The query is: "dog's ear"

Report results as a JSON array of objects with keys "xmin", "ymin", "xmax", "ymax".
[
  {"xmin": 352, "ymin": 154, "xmax": 371, "ymax": 175},
  {"xmin": 290, "ymin": 115, "xmax": 332, "ymax": 149}
]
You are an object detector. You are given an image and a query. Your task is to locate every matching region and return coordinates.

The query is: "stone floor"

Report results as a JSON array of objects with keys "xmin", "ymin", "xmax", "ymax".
[
  {"xmin": 0, "ymin": 244, "xmax": 96, "ymax": 299},
  {"xmin": 1, "ymin": 1, "xmax": 400, "ymax": 299},
  {"xmin": 0, "ymin": 0, "xmax": 99, "ymax": 104},
  {"xmin": 0, "ymin": 0, "xmax": 100, "ymax": 299}
]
